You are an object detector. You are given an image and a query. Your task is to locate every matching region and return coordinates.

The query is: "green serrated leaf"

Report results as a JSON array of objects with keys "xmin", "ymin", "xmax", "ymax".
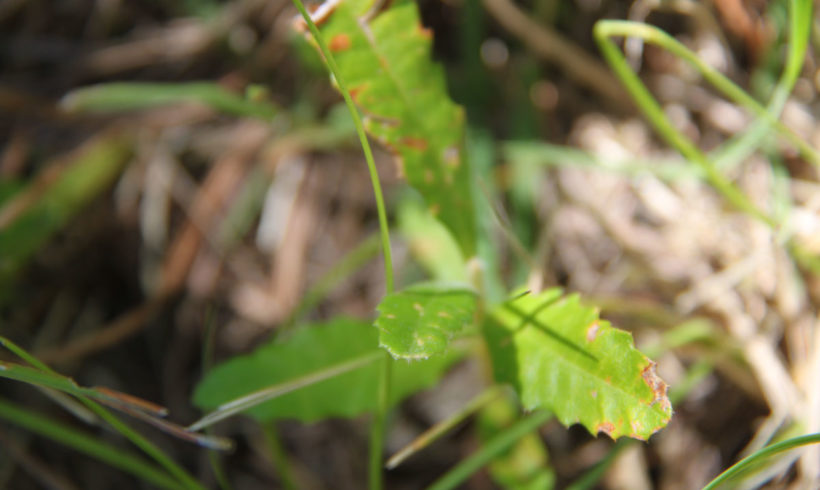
[
  {"xmin": 485, "ymin": 289, "xmax": 672, "ymax": 441},
  {"xmin": 375, "ymin": 283, "xmax": 477, "ymax": 360},
  {"xmin": 193, "ymin": 317, "xmax": 456, "ymax": 422},
  {"xmin": 307, "ymin": 0, "xmax": 476, "ymax": 255}
]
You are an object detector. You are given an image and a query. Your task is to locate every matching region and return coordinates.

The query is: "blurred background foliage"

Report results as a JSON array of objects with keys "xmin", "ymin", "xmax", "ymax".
[{"xmin": 2, "ymin": 0, "xmax": 820, "ymax": 488}]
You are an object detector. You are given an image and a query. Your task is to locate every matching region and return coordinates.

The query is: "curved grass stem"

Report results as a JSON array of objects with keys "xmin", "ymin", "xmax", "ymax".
[
  {"xmin": 0, "ymin": 398, "xmax": 182, "ymax": 490},
  {"xmin": 0, "ymin": 336, "xmax": 203, "ymax": 490},
  {"xmin": 593, "ymin": 2, "xmax": 820, "ymax": 272},
  {"xmin": 290, "ymin": 3, "xmax": 396, "ymax": 488},
  {"xmin": 594, "ymin": 19, "xmax": 818, "ymax": 170},
  {"xmin": 702, "ymin": 432, "xmax": 820, "ymax": 489},
  {"xmin": 593, "ymin": 22, "xmax": 773, "ymax": 227}
]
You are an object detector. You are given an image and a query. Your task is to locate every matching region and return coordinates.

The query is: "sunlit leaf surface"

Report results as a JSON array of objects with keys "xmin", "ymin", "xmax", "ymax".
[
  {"xmin": 485, "ymin": 289, "xmax": 672, "ymax": 440},
  {"xmin": 375, "ymin": 282, "xmax": 476, "ymax": 360}
]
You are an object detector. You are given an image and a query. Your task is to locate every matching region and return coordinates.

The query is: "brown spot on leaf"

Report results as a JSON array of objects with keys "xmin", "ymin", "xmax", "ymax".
[
  {"xmin": 349, "ymin": 85, "xmax": 364, "ymax": 101},
  {"xmin": 586, "ymin": 322, "xmax": 600, "ymax": 342},
  {"xmin": 329, "ymin": 33, "xmax": 352, "ymax": 52},
  {"xmin": 417, "ymin": 25, "xmax": 433, "ymax": 40},
  {"xmin": 595, "ymin": 421, "xmax": 616, "ymax": 438},
  {"xmin": 401, "ymin": 137, "xmax": 428, "ymax": 151},
  {"xmin": 424, "ymin": 169, "xmax": 434, "ymax": 183},
  {"xmin": 590, "ymin": 390, "xmax": 597, "ymax": 399},
  {"xmin": 641, "ymin": 361, "xmax": 671, "ymax": 412},
  {"xmin": 429, "ymin": 204, "xmax": 440, "ymax": 216}
]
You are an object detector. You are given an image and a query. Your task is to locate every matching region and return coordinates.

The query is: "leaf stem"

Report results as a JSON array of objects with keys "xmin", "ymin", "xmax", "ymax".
[
  {"xmin": 291, "ymin": 2, "xmax": 394, "ymax": 295},
  {"xmin": 290, "ymin": 3, "xmax": 396, "ymax": 489},
  {"xmin": 369, "ymin": 352, "xmax": 391, "ymax": 490}
]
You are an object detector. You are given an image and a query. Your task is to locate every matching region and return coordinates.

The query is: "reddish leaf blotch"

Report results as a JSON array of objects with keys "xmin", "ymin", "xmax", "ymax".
[
  {"xmin": 595, "ymin": 421, "xmax": 616, "ymax": 437},
  {"xmin": 401, "ymin": 136, "xmax": 428, "ymax": 151},
  {"xmin": 641, "ymin": 361, "xmax": 671, "ymax": 411},
  {"xmin": 329, "ymin": 33, "xmax": 352, "ymax": 52}
]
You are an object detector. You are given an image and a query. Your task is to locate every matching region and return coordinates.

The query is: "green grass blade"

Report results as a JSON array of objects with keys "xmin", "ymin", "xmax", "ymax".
[
  {"xmin": 565, "ymin": 439, "xmax": 629, "ymax": 490},
  {"xmin": 0, "ymin": 398, "xmax": 182, "ymax": 490},
  {"xmin": 771, "ymin": 0, "xmax": 811, "ymax": 109},
  {"xmin": 0, "ymin": 134, "xmax": 133, "ymax": 301},
  {"xmin": 702, "ymin": 432, "xmax": 820, "ymax": 489},
  {"xmin": 61, "ymin": 82, "xmax": 279, "ymax": 121},
  {"xmin": 712, "ymin": 0, "xmax": 811, "ymax": 170},
  {"xmin": 476, "ymin": 394, "xmax": 556, "ymax": 489},
  {"xmin": 0, "ymin": 336, "xmax": 53, "ymax": 372},
  {"xmin": 261, "ymin": 423, "xmax": 296, "ymax": 490},
  {"xmin": 59, "ymin": 389, "xmax": 203, "ymax": 488},
  {"xmin": 427, "ymin": 410, "xmax": 553, "ymax": 490},
  {"xmin": 291, "ymin": 0, "xmax": 393, "ymax": 295},
  {"xmin": 286, "ymin": 233, "xmax": 382, "ymax": 327},
  {"xmin": 592, "ymin": 22, "xmax": 772, "ymax": 226},
  {"xmin": 0, "ymin": 338, "xmax": 204, "ymax": 490},
  {"xmin": 593, "ymin": 20, "xmax": 819, "ymax": 170},
  {"xmin": 503, "ymin": 141, "xmax": 703, "ymax": 180},
  {"xmin": 0, "ymin": 361, "xmax": 101, "ymax": 397},
  {"xmin": 291, "ymin": 3, "xmax": 401, "ymax": 487},
  {"xmin": 593, "ymin": 2, "xmax": 820, "ymax": 270},
  {"xmin": 386, "ymin": 386, "xmax": 503, "ymax": 470}
]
